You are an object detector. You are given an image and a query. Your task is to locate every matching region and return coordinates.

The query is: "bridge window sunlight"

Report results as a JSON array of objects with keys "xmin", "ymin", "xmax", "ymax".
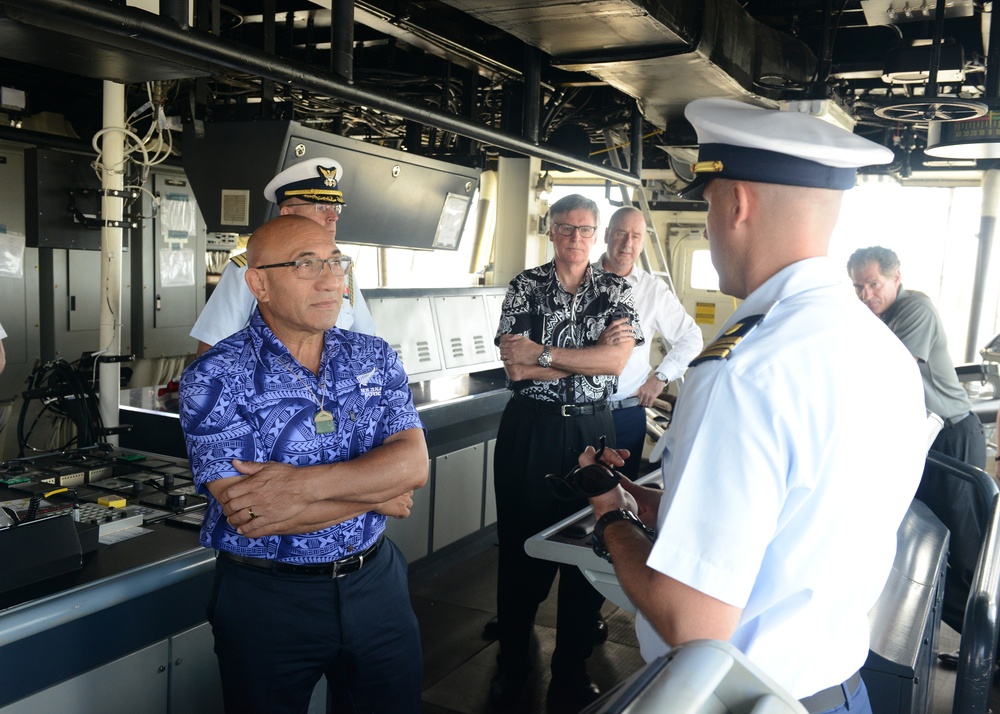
[{"xmin": 690, "ymin": 250, "xmax": 720, "ymax": 291}]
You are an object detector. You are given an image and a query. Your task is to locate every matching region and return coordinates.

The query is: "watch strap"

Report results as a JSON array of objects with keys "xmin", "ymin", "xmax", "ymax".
[
  {"xmin": 591, "ymin": 509, "xmax": 655, "ymax": 563},
  {"xmin": 538, "ymin": 345, "xmax": 552, "ymax": 368}
]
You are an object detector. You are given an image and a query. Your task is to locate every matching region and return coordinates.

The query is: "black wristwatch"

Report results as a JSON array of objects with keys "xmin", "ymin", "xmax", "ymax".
[{"xmin": 591, "ymin": 509, "xmax": 655, "ymax": 563}]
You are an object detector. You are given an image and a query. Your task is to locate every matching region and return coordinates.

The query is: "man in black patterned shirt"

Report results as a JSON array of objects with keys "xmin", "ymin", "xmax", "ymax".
[{"xmin": 490, "ymin": 194, "xmax": 643, "ymax": 712}]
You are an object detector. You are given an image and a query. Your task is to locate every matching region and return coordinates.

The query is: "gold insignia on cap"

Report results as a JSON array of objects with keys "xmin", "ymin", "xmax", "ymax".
[
  {"xmin": 318, "ymin": 165, "xmax": 339, "ymax": 187},
  {"xmin": 689, "ymin": 314, "xmax": 764, "ymax": 367},
  {"xmin": 691, "ymin": 160, "xmax": 724, "ymax": 175},
  {"xmin": 284, "ymin": 188, "xmax": 344, "ymax": 204}
]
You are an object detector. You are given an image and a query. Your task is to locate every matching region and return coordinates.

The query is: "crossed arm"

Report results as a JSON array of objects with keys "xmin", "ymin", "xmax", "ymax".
[
  {"xmin": 205, "ymin": 427, "xmax": 428, "ymax": 536},
  {"xmin": 499, "ymin": 318, "xmax": 636, "ymax": 382}
]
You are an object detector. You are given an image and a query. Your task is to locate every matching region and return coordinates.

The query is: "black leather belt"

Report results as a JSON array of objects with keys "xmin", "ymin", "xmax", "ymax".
[
  {"xmin": 608, "ymin": 397, "xmax": 641, "ymax": 411},
  {"xmin": 512, "ymin": 392, "xmax": 608, "ymax": 417},
  {"xmin": 799, "ymin": 671, "xmax": 862, "ymax": 713},
  {"xmin": 219, "ymin": 535, "xmax": 383, "ymax": 579}
]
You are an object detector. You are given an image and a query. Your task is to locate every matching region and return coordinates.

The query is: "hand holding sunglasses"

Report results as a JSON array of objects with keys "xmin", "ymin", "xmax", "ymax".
[{"xmin": 544, "ymin": 436, "xmax": 626, "ymax": 500}]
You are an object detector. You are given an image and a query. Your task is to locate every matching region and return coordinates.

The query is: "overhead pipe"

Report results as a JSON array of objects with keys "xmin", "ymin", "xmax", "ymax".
[
  {"xmin": 0, "ymin": 0, "xmax": 640, "ymax": 187},
  {"xmin": 98, "ymin": 80, "xmax": 125, "ymax": 443},
  {"xmin": 261, "ymin": 0, "xmax": 276, "ymax": 114},
  {"xmin": 924, "ymin": 0, "xmax": 949, "ymax": 99},
  {"xmin": 630, "ymin": 100, "xmax": 643, "ymax": 181},
  {"xmin": 523, "ymin": 45, "xmax": 541, "ymax": 146},
  {"xmin": 332, "ymin": 0, "xmax": 354, "ymax": 83},
  {"xmin": 816, "ymin": 0, "xmax": 833, "ymax": 84}
]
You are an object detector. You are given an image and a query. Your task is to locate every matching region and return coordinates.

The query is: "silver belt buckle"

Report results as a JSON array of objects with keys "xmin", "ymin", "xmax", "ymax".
[
  {"xmin": 331, "ymin": 555, "xmax": 356, "ymax": 579},
  {"xmin": 561, "ymin": 404, "xmax": 573, "ymax": 417}
]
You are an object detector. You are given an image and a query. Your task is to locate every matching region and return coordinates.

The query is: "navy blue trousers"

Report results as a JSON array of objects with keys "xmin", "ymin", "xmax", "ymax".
[
  {"xmin": 207, "ymin": 538, "xmax": 422, "ymax": 714},
  {"xmin": 812, "ymin": 677, "xmax": 872, "ymax": 714},
  {"xmin": 611, "ymin": 404, "xmax": 647, "ymax": 480}
]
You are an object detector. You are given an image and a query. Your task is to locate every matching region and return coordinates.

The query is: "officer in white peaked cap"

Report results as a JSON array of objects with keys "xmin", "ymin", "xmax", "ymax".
[
  {"xmin": 679, "ymin": 97, "xmax": 894, "ymax": 199},
  {"xmin": 191, "ymin": 157, "xmax": 375, "ymax": 355},
  {"xmin": 263, "ymin": 157, "xmax": 347, "ymax": 206},
  {"xmin": 576, "ymin": 98, "xmax": 925, "ymax": 714}
]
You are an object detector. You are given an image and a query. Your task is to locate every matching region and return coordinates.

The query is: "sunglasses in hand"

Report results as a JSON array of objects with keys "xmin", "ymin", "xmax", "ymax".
[{"xmin": 545, "ymin": 436, "xmax": 623, "ymax": 500}]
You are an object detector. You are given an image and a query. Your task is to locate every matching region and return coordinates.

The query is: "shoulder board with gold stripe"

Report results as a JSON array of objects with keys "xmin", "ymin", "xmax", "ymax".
[
  {"xmin": 689, "ymin": 314, "xmax": 765, "ymax": 367},
  {"xmin": 229, "ymin": 253, "xmax": 249, "ymax": 268}
]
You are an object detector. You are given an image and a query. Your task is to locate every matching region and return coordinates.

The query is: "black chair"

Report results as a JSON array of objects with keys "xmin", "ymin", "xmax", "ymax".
[{"xmin": 923, "ymin": 450, "xmax": 1000, "ymax": 714}]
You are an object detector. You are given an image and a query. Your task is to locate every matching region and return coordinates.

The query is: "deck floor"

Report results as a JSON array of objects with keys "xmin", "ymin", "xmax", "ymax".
[{"xmin": 411, "ymin": 543, "xmax": 999, "ymax": 714}]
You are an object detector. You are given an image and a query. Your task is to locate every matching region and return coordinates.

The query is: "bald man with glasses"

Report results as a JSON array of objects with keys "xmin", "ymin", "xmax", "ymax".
[
  {"xmin": 191, "ymin": 158, "xmax": 375, "ymax": 356},
  {"xmin": 180, "ymin": 214, "xmax": 425, "ymax": 713}
]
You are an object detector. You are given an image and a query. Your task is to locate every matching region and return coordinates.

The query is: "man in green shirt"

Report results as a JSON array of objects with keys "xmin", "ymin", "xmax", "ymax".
[{"xmin": 848, "ymin": 245, "xmax": 986, "ymax": 647}]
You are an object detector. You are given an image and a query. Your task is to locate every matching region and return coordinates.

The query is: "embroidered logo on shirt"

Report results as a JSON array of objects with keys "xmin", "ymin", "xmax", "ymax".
[
  {"xmin": 357, "ymin": 367, "xmax": 381, "ymax": 398},
  {"xmin": 689, "ymin": 314, "xmax": 765, "ymax": 367}
]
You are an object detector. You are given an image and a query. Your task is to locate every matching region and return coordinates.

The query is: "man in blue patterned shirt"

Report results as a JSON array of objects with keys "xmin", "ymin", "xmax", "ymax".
[
  {"xmin": 490, "ymin": 193, "xmax": 643, "ymax": 712},
  {"xmin": 179, "ymin": 214, "xmax": 428, "ymax": 714}
]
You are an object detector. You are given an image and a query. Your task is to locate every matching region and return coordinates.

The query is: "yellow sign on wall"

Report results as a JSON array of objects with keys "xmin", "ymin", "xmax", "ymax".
[{"xmin": 694, "ymin": 302, "xmax": 716, "ymax": 325}]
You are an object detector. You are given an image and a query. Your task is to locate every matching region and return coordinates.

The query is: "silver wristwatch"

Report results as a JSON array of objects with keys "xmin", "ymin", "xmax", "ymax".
[
  {"xmin": 654, "ymin": 371, "xmax": 668, "ymax": 382},
  {"xmin": 538, "ymin": 345, "xmax": 552, "ymax": 368}
]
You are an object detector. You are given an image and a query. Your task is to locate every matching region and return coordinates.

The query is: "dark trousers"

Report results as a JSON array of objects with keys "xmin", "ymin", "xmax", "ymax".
[
  {"xmin": 611, "ymin": 404, "xmax": 647, "ymax": 480},
  {"xmin": 805, "ymin": 678, "xmax": 872, "ymax": 714},
  {"xmin": 207, "ymin": 538, "xmax": 422, "ymax": 714},
  {"xmin": 493, "ymin": 397, "xmax": 612, "ymax": 680},
  {"xmin": 915, "ymin": 412, "xmax": 987, "ymax": 633}
]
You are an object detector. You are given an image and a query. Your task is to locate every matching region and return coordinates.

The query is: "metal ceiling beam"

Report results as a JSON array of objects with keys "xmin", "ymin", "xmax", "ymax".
[{"xmin": 0, "ymin": 0, "xmax": 641, "ymax": 187}]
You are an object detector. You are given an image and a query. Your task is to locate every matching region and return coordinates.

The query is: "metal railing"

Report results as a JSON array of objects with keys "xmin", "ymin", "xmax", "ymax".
[{"xmin": 924, "ymin": 450, "xmax": 1000, "ymax": 714}]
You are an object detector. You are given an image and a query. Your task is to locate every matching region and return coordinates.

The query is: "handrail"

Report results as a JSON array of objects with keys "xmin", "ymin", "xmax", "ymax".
[{"xmin": 925, "ymin": 450, "xmax": 1000, "ymax": 714}]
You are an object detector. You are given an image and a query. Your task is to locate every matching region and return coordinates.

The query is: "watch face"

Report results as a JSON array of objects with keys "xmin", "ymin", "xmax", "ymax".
[{"xmin": 538, "ymin": 347, "xmax": 552, "ymax": 368}]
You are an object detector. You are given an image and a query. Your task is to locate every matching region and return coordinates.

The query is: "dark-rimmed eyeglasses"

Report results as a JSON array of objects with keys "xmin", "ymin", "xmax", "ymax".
[
  {"xmin": 552, "ymin": 222, "xmax": 597, "ymax": 238},
  {"xmin": 544, "ymin": 436, "xmax": 621, "ymax": 500},
  {"xmin": 285, "ymin": 202, "xmax": 343, "ymax": 215},
  {"xmin": 254, "ymin": 256, "xmax": 351, "ymax": 280}
]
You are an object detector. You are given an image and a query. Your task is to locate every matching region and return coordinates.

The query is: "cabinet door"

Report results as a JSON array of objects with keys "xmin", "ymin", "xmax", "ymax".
[
  {"xmin": 433, "ymin": 444, "xmax": 486, "ymax": 549},
  {"xmin": 168, "ymin": 622, "xmax": 223, "ymax": 714},
  {"xmin": 0, "ymin": 640, "xmax": 168, "ymax": 714}
]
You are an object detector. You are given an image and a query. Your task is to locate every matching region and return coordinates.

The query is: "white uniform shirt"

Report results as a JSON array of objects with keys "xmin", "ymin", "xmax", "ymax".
[
  {"xmin": 0, "ymin": 320, "xmax": 6, "ymax": 340},
  {"xmin": 639, "ymin": 257, "xmax": 926, "ymax": 698},
  {"xmin": 190, "ymin": 259, "xmax": 376, "ymax": 346},
  {"xmin": 598, "ymin": 259, "xmax": 703, "ymax": 399}
]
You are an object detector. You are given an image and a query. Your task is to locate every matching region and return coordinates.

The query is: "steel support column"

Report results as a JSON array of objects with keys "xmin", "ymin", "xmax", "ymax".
[{"xmin": 967, "ymin": 167, "xmax": 1000, "ymax": 361}]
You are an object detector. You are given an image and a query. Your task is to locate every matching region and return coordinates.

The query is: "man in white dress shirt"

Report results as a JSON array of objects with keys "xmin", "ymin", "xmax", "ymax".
[
  {"xmin": 191, "ymin": 158, "xmax": 375, "ymax": 355},
  {"xmin": 580, "ymin": 98, "xmax": 927, "ymax": 714},
  {"xmin": 598, "ymin": 206, "xmax": 702, "ymax": 479}
]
